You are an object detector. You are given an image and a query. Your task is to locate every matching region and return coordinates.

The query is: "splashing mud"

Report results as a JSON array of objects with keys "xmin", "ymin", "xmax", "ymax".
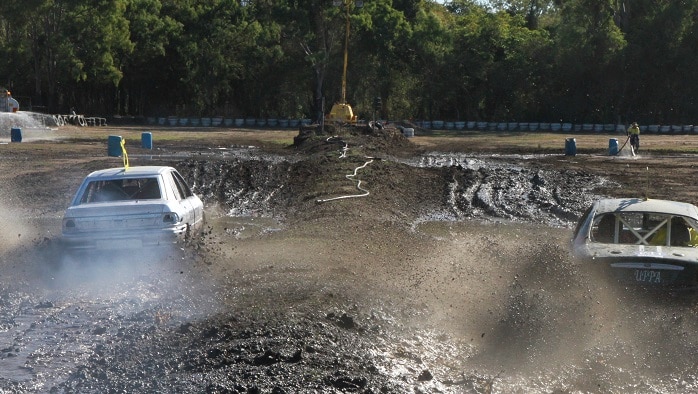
[{"xmin": 0, "ymin": 112, "xmax": 54, "ymax": 132}]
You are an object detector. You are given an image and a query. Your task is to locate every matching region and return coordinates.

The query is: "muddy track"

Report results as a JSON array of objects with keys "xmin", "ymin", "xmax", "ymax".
[{"xmin": 2, "ymin": 126, "xmax": 697, "ymax": 393}]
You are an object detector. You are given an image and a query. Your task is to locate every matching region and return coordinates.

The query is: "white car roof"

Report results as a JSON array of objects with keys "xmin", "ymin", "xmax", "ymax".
[
  {"xmin": 84, "ymin": 166, "xmax": 174, "ymax": 179},
  {"xmin": 595, "ymin": 198, "xmax": 698, "ymax": 218}
]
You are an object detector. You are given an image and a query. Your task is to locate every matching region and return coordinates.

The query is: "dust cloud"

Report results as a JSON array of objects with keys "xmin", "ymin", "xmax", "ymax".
[
  {"xmin": 0, "ymin": 231, "xmax": 227, "ymax": 391},
  {"xmin": 376, "ymin": 220, "xmax": 698, "ymax": 392},
  {"xmin": 0, "ymin": 209, "xmax": 30, "ymax": 251},
  {"xmin": 0, "ymin": 188, "xmax": 36, "ymax": 252}
]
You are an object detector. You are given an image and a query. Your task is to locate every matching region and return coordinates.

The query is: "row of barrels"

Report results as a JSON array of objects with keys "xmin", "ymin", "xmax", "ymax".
[
  {"xmin": 416, "ymin": 120, "xmax": 698, "ymax": 134},
  {"xmin": 146, "ymin": 116, "xmax": 314, "ymax": 128},
  {"xmin": 415, "ymin": 121, "xmax": 620, "ymax": 132},
  {"xmin": 564, "ymin": 137, "xmax": 630, "ymax": 156},
  {"xmin": 144, "ymin": 117, "xmax": 625, "ymax": 132},
  {"xmin": 143, "ymin": 116, "xmax": 698, "ymax": 135}
]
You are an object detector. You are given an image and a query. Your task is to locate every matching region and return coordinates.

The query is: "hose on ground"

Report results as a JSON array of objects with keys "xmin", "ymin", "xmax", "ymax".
[
  {"xmin": 316, "ymin": 159, "xmax": 374, "ymax": 203},
  {"xmin": 326, "ymin": 136, "xmax": 349, "ymax": 158},
  {"xmin": 316, "ymin": 136, "xmax": 376, "ymax": 203}
]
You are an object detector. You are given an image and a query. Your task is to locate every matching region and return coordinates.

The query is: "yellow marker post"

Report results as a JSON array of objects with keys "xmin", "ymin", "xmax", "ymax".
[{"xmin": 121, "ymin": 138, "xmax": 129, "ymax": 169}]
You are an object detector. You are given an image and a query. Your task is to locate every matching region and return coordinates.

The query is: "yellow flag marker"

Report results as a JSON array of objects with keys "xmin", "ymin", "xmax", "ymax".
[{"xmin": 121, "ymin": 138, "xmax": 129, "ymax": 169}]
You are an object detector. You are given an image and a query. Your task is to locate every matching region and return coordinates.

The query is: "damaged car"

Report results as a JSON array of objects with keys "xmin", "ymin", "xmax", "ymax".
[
  {"xmin": 61, "ymin": 166, "xmax": 205, "ymax": 251},
  {"xmin": 572, "ymin": 198, "xmax": 698, "ymax": 288}
]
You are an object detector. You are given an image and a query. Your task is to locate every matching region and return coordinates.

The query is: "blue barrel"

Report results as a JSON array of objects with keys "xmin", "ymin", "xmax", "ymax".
[
  {"xmin": 107, "ymin": 135, "xmax": 123, "ymax": 157},
  {"xmin": 10, "ymin": 128, "xmax": 21, "ymax": 142},
  {"xmin": 141, "ymin": 132, "xmax": 153, "ymax": 149},
  {"xmin": 565, "ymin": 138, "xmax": 577, "ymax": 156},
  {"xmin": 608, "ymin": 138, "xmax": 618, "ymax": 155}
]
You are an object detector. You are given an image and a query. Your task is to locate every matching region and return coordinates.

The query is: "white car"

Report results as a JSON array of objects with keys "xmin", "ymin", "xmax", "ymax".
[
  {"xmin": 61, "ymin": 166, "xmax": 205, "ymax": 250},
  {"xmin": 571, "ymin": 198, "xmax": 698, "ymax": 288}
]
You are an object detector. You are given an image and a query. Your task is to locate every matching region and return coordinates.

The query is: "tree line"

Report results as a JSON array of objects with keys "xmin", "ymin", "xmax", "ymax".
[{"xmin": 0, "ymin": 0, "xmax": 695, "ymax": 126}]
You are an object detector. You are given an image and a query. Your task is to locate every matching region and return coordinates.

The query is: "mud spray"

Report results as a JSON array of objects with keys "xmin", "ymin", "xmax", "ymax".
[
  {"xmin": 0, "ymin": 193, "xmax": 33, "ymax": 251},
  {"xmin": 0, "ymin": 112, "xmax": 55, "ymax": 142},
  {"xmin": 0, "ymin": 225, "xmax": 224, "ymax": 390},
  {"xmin": 374, "ymin": 220, "xmax": 698, "ymax": 392}
]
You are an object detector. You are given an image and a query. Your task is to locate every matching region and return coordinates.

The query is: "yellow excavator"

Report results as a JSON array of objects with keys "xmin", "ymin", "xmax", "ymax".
[
  {"xmin": 327, "ymin": 103, "xmax": 356, "ymax": 123},
  {"xmin": 326, "ymin": 1, "xmax": 360, "ymax": 123}
]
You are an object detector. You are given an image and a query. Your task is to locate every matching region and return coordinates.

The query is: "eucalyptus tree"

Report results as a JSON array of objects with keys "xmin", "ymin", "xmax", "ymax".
[
  {"xmin": 267, "ymin": 0, "xmax": 421, "ymax": 123},
  {"xmin": 486, "ymin": 0, "xmax": 557, "ymax": 29},
  {"xmin": 668, "ymin": 1, "xmax": 698, "ymax": 123},
  {"xmin": 343, "ymin": 0, "xmax": 414, "ymax": 120},
  {"xmin": 120, "ymin": 0, "xmax": 181, "ymax": 115},
  {"xmin": 620, "ymin": 0, "xmax": 698, "ymax": 123},
  {"xmin": 478, "ymin": 12, "xmax": 554, "ymax": 121},
  {"xmin": 242, "ymin": 0, "xmax": 313, "ymax": 119},
  {"xmin": 405, "ymin": 1, "xmax": 453, "ymax": 120},
  {"xmin": 240, "ymin": 0, "xmax": 327, "ymax": 122},
  {"xmin": 425, "ymin": 0, "xmax": 552, "ymax": 121},
  {"xmin": 250, "ymin": 0, "xmax": 422, "ymax": 122},
  {"xmin": 9, "ymin": 0, "xmax": 134, "ymax": 112},
  {"xmin": 0, "ymin": 1, "xmax": 34, "ymax": 96},
  {"xmin": 155, "ymin": 0, "xmax": 282, "ymax": 116},
  {"xmin": 548, "ymin": 0, "xmax": 626, "ymax": 123}
]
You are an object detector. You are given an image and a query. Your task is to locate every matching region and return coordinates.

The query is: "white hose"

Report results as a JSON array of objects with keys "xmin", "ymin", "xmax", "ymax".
[
  {"xmin": 316, "ymin": 159, "xmax": 374, "ymax": 203},
  {"xmin": 326, "ymin": 136, "xmax": 349, "ymax": 158}
]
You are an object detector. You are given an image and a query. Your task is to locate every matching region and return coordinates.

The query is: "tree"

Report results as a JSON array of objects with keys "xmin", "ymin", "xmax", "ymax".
[
  {"xmin": 342, "ymin": 0, "xmax": 414, "ymax": 119},
  {"xmin": 487, "ymin": 0, "xmax": 557, "ymax": 29},
  {"xmin": 549, "ymin": 0, "xmax": 626, "ymax": 122},
  {"xmin": 120, "ymin": 0, "xmax": 181, "ymax": 115},
  {"xmin": 406, "ymin": 2, "xmax": 454, "ymax": 119},
  {"xmin": 620, "ymin": 0, "xmax": 698, "ymax": 123},
  {"xmin": 0, "ymin": 0, "xmax": 132, "ymax": 112}
]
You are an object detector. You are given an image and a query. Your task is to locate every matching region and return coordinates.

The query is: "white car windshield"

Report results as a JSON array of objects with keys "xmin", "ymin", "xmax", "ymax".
[{"xmin": 78, "ymin": 177, "xmax": 161, "ymax": 203}]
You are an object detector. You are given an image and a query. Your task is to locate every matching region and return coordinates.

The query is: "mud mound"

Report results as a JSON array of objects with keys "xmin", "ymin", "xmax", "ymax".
[
  {"xmin": 293, "ymin": 123, "xmax": 417, "ymax": 157},
  {"xmin": 176, "ymin": 152, "xmax": 605, "ymax": 228}
]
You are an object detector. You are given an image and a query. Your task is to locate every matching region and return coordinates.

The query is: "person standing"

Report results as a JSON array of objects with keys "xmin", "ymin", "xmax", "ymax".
[{"xmin": 627, "ymin": 122, "xmax": 640, "ymax": 153}]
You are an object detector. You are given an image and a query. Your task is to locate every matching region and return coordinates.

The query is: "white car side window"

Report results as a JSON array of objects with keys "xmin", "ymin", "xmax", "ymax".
[
  {"xmin": 167, "ymin": 173, "xmax": 183, "ymax": 201},
  {"xmin": 172, "ymin": 171, "xmax": 194, "ymax": 198}
]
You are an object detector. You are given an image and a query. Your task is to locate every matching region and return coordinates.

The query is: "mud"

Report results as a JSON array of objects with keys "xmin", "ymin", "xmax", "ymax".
[{"xmin": 1, "ymin": 124, "xmax": 698, "ymax": 393}]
